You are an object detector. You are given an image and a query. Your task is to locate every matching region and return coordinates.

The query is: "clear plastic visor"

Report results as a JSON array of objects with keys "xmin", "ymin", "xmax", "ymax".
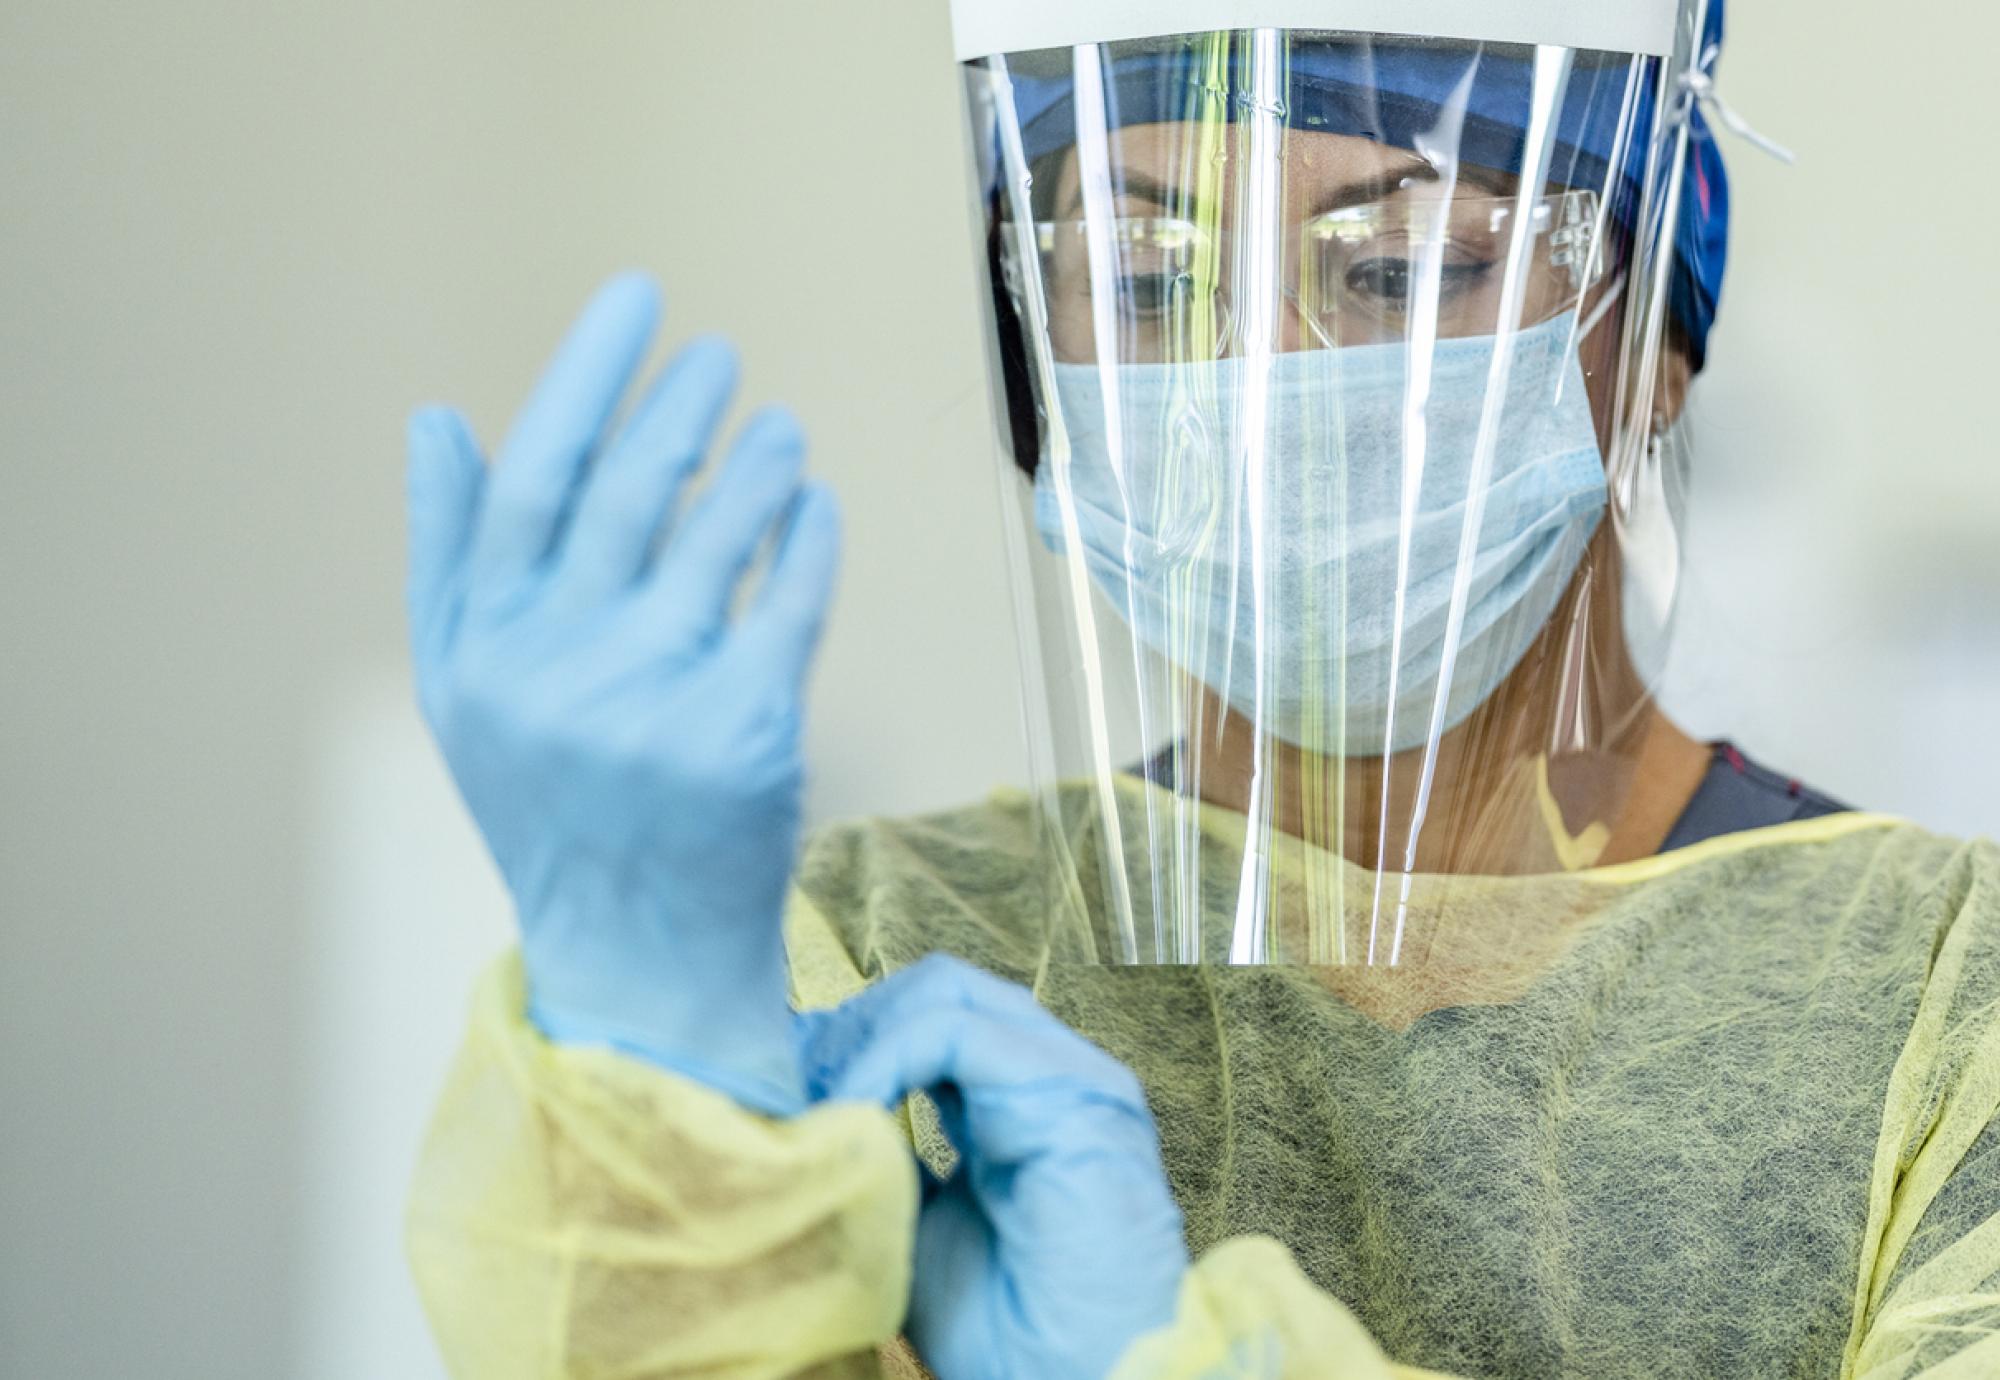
[{"xmin": 965, "ymin": 29, "xmax": 1693, "ymax": 968}]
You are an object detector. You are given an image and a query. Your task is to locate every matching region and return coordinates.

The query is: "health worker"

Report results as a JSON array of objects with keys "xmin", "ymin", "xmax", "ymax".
[{"xmin": 402, "ymin": 3, "xmax": 2000, "ymax": 1376}]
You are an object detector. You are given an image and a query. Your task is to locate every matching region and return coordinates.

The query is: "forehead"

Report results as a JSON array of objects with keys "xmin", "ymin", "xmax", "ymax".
[{"xmin": 1045, "ymin": 122, "xmax": 1512, "ymax": 211}]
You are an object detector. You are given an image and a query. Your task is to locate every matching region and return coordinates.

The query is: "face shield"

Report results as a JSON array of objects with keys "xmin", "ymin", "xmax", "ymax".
[{"xmin": 955, "ymin": 2, "xmax": 1711, "ymax": 965}]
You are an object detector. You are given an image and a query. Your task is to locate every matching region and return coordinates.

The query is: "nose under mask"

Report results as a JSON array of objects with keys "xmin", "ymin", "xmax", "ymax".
[{"xmin": 1034, "ymin": 309, "xmax": 1610, "ymax": 758}]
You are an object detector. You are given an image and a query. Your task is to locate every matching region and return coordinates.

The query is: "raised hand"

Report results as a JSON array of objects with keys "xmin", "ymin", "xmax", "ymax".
[{"xmin": 406, "ymin": 274, "xmax": 840, "ymax": 1114}]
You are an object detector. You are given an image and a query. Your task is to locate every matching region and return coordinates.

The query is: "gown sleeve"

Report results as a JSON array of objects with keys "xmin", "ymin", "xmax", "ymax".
[
  {"xmin": 1845, "ymin": 840, "xmax": 2000, "ymax": 1378},
  {"xmin": 1108, "ymin": 1235, "xmax": 1463, "ymax": 1380},
  {"xmin": 405, "ymin": 953, "xmax": 917, "ymax": 1380}
]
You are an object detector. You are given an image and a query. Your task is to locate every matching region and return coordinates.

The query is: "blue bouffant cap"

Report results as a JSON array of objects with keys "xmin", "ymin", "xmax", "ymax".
[{"xmin": 999, "ymin": 4, "xmax": 1732, "ymax": 369}]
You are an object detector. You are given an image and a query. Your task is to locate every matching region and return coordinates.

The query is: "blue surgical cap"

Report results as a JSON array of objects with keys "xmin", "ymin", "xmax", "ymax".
[
  {"xmin": 1675, "ymin": 3, "xmax": 1730, "ymax": 370},
  {"xmin": 999, "ymin": 3, "xmax": 1731, "ymax": 369}
]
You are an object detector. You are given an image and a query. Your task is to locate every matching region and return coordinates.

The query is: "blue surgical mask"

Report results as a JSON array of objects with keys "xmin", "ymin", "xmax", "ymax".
[{"xmin": 1034, "ymin": 310, "xmax": 1609, "ymax": 757}]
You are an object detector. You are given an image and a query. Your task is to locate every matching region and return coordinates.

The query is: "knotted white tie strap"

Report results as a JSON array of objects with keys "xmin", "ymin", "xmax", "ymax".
[{"xmin": 1679, "ymin": 41, "xmax": 1797, "ymax": 164}]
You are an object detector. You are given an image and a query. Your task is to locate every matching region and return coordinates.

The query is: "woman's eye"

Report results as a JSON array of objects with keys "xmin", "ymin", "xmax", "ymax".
[{"xmin": 1344, "ymin": 257, "xmax": 1490, "ymax": 311}]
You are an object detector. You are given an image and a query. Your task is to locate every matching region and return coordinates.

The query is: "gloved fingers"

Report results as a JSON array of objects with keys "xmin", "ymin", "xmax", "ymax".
[
  {"xmin": 904, "ymin": 1175, "xmax": 997, "ymax": 1363},
  {"xmin": 814, "ymin": 954, "xmax": 1046, "ymax": 1047},
  {"xmin": 551, "ymin": 333, "xmax": 740, "ymax": 605},
  {"xmin": 640, "ymin": 405, "xmax": 806, "ymax": 643},
  {"xmin": 723, "ymin": 481, "xmax": 841, "ymax": 691},
  {"xmin": 911, "ymin": 1171, "xmax": 989, "ymax": 1278},
  {"xmin": 467, "ymin": 273, "xmax": 662, "ymax": 600},
  {"xmin": 890, "ymin": 1014, "xmax": 1156, "ymax": 1169},
  {"xmin": 809, "ymin": 956, "xmax": 1150, "ymax": 1135},
  {"xmin": 405, "ymin": 406, "xmax": 486, "ymax": 681}
]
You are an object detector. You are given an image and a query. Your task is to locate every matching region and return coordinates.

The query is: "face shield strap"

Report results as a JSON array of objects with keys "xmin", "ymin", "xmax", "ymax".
[{"xmin": 1675, "ymin": 40, "xmax": 1794, "ymax": 165}]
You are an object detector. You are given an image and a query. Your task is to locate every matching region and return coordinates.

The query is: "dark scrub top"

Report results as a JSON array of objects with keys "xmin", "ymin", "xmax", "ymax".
[
  {"xmin": 1663, "ymin": 740, "xmax": 1851, "ymax": 849},
  {"xmin": 1141, "ymin": 739, "xmax": 1850, "ymax": 854}
]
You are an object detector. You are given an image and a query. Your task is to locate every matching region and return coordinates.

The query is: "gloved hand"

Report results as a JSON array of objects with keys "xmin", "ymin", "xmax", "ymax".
[
  {"xmin": 805, "ymin": 955, "xmax": 1190, "ymax": 1380},
  {"xmin": 405, "ymin": 274, "xmax": 840, "ymax": 1115}
]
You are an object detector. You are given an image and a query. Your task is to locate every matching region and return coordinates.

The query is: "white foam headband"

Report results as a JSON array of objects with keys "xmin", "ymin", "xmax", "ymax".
[{"xmin": 949, "ymin": 0, "xmax": 1678, "ymax": 61}]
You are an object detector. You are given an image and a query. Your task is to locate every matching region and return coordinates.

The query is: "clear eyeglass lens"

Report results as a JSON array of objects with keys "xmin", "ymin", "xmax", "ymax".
[{"xmin": 1016, "ymin": 190, "xmax": 1600, "ymax": 363}]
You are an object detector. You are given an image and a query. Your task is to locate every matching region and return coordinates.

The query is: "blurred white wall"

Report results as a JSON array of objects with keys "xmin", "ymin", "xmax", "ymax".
[
  {"xmin": 1, "ymin": 1, "xmax": 1995, "ymax": 1376},
  {"xmin": 1659, "ymin": 1, "xmax": 2000, "ymax": 837}
]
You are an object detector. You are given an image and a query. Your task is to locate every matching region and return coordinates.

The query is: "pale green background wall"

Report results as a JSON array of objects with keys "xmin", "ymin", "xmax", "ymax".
[{"xmin": 3, "ymin": 3, "xmax": 1994, "ymax": 1375}]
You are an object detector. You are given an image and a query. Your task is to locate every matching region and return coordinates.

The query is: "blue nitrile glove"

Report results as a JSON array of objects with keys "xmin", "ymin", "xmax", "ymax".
[
  {"xmin": 804, "ymin": 955, "xmax": 1191, "ymax": 1380},
  {"xmin": 405, "ymin": 274, "xmax": 840, "ymax": 1115}
]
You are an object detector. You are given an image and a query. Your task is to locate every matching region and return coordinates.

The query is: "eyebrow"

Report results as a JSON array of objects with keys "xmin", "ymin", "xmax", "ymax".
[{"xmin": 1058, "ymin": 155, "xmax": 1519, "ymax": 220}]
